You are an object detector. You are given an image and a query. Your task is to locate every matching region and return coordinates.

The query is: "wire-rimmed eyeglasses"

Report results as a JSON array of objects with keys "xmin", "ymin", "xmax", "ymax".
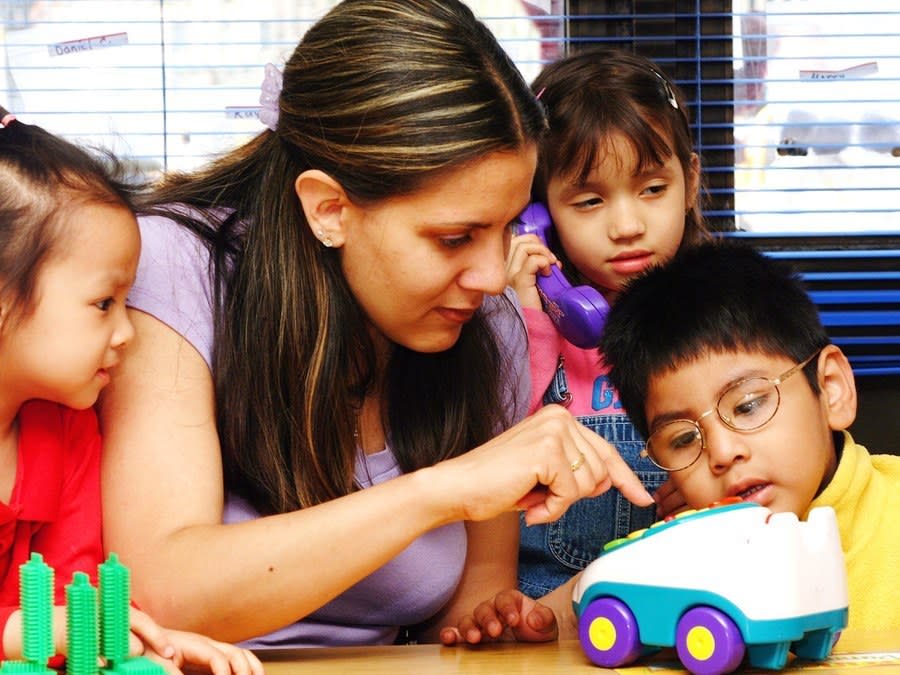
[{"xmin": 642, "ymin": 350, "xmax": 822, "ymax": 472}]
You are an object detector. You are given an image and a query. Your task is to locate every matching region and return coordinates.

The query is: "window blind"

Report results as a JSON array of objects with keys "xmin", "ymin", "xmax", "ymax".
[
  {"xmin": 0, "ymin": 1, "xmax": 564, "ymax": 175},
  {"xmin": 730, "ymin": 232, "xmax": 900, "ymax": 376},
  {"xmin": 2, "ymin": 1, "xmax": 898, "ymax": 374},
  {"xmin": 568, "ymin": 0, "xmax": 900, "ymax": 376}
]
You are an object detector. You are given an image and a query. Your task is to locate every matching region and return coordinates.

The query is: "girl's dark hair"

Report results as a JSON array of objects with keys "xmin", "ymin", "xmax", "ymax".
[
  {"xmin": 600, "ymin": 240, "xmax": 831, "ymax": 438},
  {"xmin": 138, "ymin": 0, "xmax": 547, "ymax": 514},
  {"xmin": 0, "ymin": 108, "xmax": 137, "ymax": 329},
  {"xmin": 531, "ymin": 47, "xmax": 710, "ymax": 259}
]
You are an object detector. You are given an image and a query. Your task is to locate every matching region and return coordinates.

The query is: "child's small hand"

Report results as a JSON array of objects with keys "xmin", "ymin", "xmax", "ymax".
[
  {"xmin": 439, "ymin": 589, "xmax": 558, "ymax": 645},
  {"xmin": 506, "ymin": 234, "xmax": 559, "ymax": 311},
  {"xmin": 653, "ymin": 478, "xmax": 689, "ymax": 519},
  {"xmin": 128, "ymin": 608, "xmax": 264, "ymax": 675},
  {"xmin": 128, "ymin": 607, "xmax": 177, "ymax": 661},
  {"xmin": 146, "ymin": 629, "xmax": 263, "ymax": 675}
]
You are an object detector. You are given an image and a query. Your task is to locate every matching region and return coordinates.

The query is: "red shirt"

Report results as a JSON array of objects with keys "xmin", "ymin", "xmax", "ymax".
[{"xmin": 0, "ymin": 400, "xmax": 103, "ymax": 658}]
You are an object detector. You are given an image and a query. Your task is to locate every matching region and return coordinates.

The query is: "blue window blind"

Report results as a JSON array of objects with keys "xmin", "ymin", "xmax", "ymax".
[
  {"xmin": 2, "ymin": 1, "xmax": 898, "ymax": 374},
  {"xmin": 730, "ymin": 232, "xmax": 900, "ymax": 376},
  {"xmin": 568, "ymin": 0, "xmax": 900, "ymax": 376}
]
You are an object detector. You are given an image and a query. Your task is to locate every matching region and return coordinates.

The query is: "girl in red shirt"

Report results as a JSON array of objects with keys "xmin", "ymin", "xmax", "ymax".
[{"xmin": 0, "ymin": 108, "xmax": 261, "ymax": 675}]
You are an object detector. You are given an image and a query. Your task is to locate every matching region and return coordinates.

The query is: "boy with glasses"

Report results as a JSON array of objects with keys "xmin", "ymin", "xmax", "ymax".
[
  {"xmin": 601, "ymin": 240, "xmax": 899, "ymax": 631},
  {"xmin": 441, "ymin": 240, "xmax": 896, "ymax": 643}
]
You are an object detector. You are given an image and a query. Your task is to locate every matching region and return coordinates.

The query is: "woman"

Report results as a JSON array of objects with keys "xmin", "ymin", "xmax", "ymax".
[{"xmin": 99, "ymin": 0, "xmax": 653, "ymax": 648}]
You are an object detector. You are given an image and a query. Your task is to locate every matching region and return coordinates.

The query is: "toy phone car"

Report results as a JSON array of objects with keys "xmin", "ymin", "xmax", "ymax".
[
  {"xmin": 515, "ymin": 202, "xmax": 609, "ymax": 348},
  {"xmin": 572, "ymin": 499, "xmax": 848, "ymax": 675}
]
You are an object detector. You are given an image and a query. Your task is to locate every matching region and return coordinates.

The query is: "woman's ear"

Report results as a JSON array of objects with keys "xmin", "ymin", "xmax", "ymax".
[
  {"xmin": 818, "ymin": 344, "xmax": 857, "ymax": 431},
  {"xmin": 294, "ymin": 170, "xmax": 349, "ymax": 248}
]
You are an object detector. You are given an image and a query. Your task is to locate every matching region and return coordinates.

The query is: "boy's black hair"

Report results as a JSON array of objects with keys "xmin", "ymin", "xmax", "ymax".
[{"xmin": 600, "ymin": 240, "xmax": 831, "ymax": 438}]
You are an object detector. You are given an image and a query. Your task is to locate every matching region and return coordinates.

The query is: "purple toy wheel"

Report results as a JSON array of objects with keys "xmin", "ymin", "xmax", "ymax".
[
  {"xmin": 578, "ymin": 597, "xmax": 642, "ymax": 668},
  {"xmin": 676, "ymin": 607, "xmax": 746, "ymax": 675}
]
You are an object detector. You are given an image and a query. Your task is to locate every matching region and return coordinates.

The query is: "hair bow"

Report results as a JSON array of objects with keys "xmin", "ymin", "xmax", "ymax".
[{"xmin": 259, "ymin": 63, "xmax": 283, "ymax": 131}]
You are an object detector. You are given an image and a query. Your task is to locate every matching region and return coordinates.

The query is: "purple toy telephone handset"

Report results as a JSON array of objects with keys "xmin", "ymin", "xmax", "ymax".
[{"xmin": 516, "ymin": 202, "xmax": 610, "ymax": 348}]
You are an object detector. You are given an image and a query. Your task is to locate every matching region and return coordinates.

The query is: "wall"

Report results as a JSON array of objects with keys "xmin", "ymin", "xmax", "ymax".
[{"xmin": 852, "ymin": 376, "xmax": 900, "ymax": 456}]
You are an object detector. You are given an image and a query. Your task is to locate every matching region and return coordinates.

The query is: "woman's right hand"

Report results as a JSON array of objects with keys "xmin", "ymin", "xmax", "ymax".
[
  {"xmin": 505, "ymin": 233, "xmax": 559, "ymax": 311},
  {"xmin": 425, "ymin": 404, "xmax": 654, "ymax": 527}
]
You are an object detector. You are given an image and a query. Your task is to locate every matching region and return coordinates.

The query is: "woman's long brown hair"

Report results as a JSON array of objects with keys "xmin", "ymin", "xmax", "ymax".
[{"xmin": 139, "ymin": 0, "xmax": 547, "ymax": 514}]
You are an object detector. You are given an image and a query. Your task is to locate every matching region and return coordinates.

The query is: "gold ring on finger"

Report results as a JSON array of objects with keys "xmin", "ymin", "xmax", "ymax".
[{"xmin": 570, "ymin": 451, "xmax": 586, "ymax": 472}]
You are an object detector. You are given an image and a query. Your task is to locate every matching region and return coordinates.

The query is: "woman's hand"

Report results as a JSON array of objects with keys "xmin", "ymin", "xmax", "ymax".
[
  {"xmin": 505, "ymin": 233, "xmax": 559, "ymax": 310},
  {"xmin": 439, "ymin": 589, "xmax": 557, "ymax": 645},
  {"xmin": 427, "ymin": 405, "xmax": 654, "ymax": 527},
  {"xmin": 129, "ymin": 608, "xmax": 264, "ymax": 675}
]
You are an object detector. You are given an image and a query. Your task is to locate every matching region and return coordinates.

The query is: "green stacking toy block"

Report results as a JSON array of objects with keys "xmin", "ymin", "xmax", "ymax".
[
  {"xmin": 98, "ymin": 554, "xmax": 130, "ymax": 667},
  {"xmin": 0, "ymin": 554, "xmax": 164, "ymax": 675},
  {"xmin": 66, "ymin": 573, "xmax": 98, "ymax": 675},
  {"xmin": 20, "ymin": 554, "xmax": 53, "ymax": 666}
]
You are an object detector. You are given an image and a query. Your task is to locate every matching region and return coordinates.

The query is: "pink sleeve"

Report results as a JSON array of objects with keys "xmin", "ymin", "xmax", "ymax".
[{"xmin": 523, "ymin": 307, "xmax": 563, "ymax": 414}]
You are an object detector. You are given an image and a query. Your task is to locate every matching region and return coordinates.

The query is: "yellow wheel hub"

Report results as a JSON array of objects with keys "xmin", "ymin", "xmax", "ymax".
[
  {"xmin": 685, "ymin": 625, "xmax": 716, "ymax": 661},
  {"xmin": 589, "ymin": 617, "xmax": 616, "ymax": 651}
]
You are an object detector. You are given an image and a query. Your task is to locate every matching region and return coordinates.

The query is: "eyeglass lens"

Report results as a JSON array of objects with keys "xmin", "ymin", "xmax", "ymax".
[{"xmin": 646, "ymin": 378, "xmax": 780, "ymax": 471}]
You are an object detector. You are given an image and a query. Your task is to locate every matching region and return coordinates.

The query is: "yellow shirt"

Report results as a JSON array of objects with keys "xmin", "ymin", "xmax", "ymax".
[{"xmin": 807, "ymin": 432, "xmax": 900, "ymax": 630}]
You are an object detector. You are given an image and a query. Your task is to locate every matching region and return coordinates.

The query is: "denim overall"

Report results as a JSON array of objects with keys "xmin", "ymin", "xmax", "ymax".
[{"xmin": 518, "ymin": 356, "xmax": 667, "ymax": 599}]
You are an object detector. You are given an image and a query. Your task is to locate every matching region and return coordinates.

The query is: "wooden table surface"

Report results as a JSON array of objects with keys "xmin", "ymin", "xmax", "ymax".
[{"xmin": 258, "ymin": 628, "xmax": 900, "ymax": 674}]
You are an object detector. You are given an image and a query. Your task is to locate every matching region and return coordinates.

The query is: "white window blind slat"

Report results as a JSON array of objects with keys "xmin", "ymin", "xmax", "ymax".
[
  {"xmin": 2, "ymin": 0, "xmax": 898, "ymax": 373},
  {"xmin": 1, "ymin": 1, "xmax": 563, "ymax": 173}
]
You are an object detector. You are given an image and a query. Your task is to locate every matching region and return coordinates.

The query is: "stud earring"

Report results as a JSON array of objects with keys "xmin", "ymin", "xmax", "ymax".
[{"xmin": 317, "ymin": 229, "xmax": 334, "ymax": 248}]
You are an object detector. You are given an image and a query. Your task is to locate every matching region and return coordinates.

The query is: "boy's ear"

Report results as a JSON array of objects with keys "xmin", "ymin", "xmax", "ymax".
[
  {"xmin": 685, "ymin": 152, "xmax": 701, "ymax": 211},
  {"xmin": 294, "ymin": 169, "xmax": 350, "ymax": 248},
  {"xmin": 818, "ymin": 344, "xmax": 857, "ymax": 431},
  {"xmin": 0, "ymin": 293, "xmax": 8, "ymax": 335}
]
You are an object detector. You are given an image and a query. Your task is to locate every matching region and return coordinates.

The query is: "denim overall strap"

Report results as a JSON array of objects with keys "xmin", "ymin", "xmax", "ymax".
[
  {"xmin": 542, "ymin": 354, "xmax": 573, "ymax": 407},
  {"xmin": 519, "ymin": 355, "xmax": 667, "ymax": 600}
]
